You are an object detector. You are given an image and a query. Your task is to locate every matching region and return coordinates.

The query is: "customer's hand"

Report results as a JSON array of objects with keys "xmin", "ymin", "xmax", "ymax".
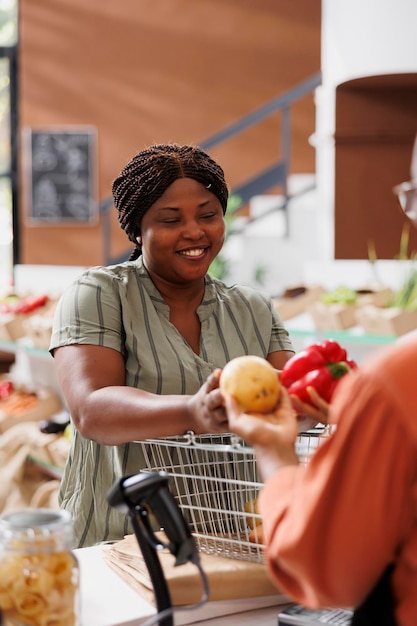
[
  {"xmin": 289, "ymin": 385, "xmax": 331, "ymax": 426},
  {"xmin": 224, "ymin": 387, "xmax": 299, "ymax": 480}
]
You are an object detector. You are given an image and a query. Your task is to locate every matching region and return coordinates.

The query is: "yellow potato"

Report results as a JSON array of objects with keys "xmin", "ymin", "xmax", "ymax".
[
  {"xmin": 249, "ymin": 523, "xmax": 265, "ymax": 545},
  {"xmin": 220, "ymin": 355, "xmax": 280, "ymax": 413},
  {"xmin": 244, "ymin": 497, "xmax": 262, "ymax": 530}
]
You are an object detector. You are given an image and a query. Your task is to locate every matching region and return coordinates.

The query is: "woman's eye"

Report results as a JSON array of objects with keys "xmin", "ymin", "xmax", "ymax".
[
  {"xmin": 201, "ymin": 212, "xmax": 217, "ymax": 220},
  {"xmin": 161, "ymin": 218, "xmax": 180, "ymax": 224}
]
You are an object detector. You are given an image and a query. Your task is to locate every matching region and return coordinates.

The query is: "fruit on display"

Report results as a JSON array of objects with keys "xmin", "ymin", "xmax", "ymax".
[
  {"xmin": 280, "ymin": 339, "xmax": 357, "ymax": 407},
  {"xmin": 0, "ymin": 384, "xmax": 62, "ymax": 433},
  {"xmin": 0, "ymin": 293, "xmax": 49, "ymax": 315},
  {"xmin": 244, "ymin": 498, "xmax": 262, "ymax": 530},
  {"xmin": 63, "ymin": 423, "xmax": 72, "ymax": 441},
  {"xmin": 249, "ymin": 523, "xmax": 265, "ymax": 545},
  {"xmin": 0, "ymin": 380, "xmax": 14, "ymax": 400},
  {"xmin": 220, "ymin": 355, "xmax": 280, "ymax": 413},
  {"xmin": 320, "ymin": 286, "xmax": 357, "ymax": 305},
  {"xmin": 0, "ymin": 389, "xmax": 38, "ymax": 416}
]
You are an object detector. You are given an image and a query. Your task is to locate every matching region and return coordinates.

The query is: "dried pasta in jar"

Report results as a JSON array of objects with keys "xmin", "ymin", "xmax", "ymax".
[{"xmin": 0, "ymin": 509, "xmax": 80, "ymax": 626}]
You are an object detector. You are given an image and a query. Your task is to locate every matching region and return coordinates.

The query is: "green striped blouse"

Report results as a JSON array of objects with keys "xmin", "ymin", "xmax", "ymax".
[{"xmin": 50, "ymin": 258, "xmax": 294, "ymax": 547}]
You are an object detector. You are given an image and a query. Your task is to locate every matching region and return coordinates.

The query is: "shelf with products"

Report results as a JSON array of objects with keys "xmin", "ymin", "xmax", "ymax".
[
  {"xmin": 285, "ymin": 313, "xmax": 397, "ymax": 343},
  {"xmin": 1, "ymin": 315, "xmax": 399, "ymax": 378},
  {"xmin": 283, "ymin": 313, "xmax": 397, "ymax": 365},
  {"xmin": 0, "ymin": 339, "xmax": 65, "ymax": 407},
  {"xmin": 0, "ymin": 339, "xmax": 51, "ymax": 358},
  {"xmin": 281, "ymin": 258, "xmax": 417, "ymax": 356}
]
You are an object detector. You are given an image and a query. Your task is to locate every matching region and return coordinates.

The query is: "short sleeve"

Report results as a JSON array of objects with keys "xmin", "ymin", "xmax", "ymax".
[
  {"xmin": 269, "ymin": 299, "xmax": 295, "ymax": 353},
  {"xmin": 49, "ymin": 268, "xmax": 125, "ymax": 355}
]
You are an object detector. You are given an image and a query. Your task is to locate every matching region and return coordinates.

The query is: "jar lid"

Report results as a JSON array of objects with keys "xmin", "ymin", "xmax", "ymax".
[{"xmin": 0, "ymin": 508, "xmax": 73, "ymax": 550}]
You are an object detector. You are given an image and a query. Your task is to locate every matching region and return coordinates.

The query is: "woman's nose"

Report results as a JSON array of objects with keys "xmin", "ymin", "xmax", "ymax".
[{"xmin": 183, "ymin": 221, "xmax": 204, "ymax": 239}]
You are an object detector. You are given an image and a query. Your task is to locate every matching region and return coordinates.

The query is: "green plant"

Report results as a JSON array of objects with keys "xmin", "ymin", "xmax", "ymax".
[
  {"xmin": 253, "ymin": 264, "xmax": 268, "ymax": 287},
  {"xmin": 320, "ymin": 286, "xmax": 357, "ymax": 305},
  {"xmin": 370, "ymin": 224, "xmax": 417, "ymax": 311},
  {"xmin": 208, "ymin": 192, "xmax": 277, "ymax": 286},
  {"xmin": 392, "ymin": 268, "xmax": 417, "ymax": 311}
]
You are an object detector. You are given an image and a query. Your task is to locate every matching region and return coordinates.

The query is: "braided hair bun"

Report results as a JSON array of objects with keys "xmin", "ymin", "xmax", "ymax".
[{"xmin": 112, "ymin": 143, "xmax": 229, "ymax": 260}]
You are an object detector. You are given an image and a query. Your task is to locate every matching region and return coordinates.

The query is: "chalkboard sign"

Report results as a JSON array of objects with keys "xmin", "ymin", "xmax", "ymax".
[{"xmin": 26, "ymin": 127, "xmax": 97, "ymax": 224}]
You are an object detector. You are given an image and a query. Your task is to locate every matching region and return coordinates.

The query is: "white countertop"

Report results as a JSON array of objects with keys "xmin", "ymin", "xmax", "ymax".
[{"xmin": 76, "ymin": 545, "xmax": 290, "ymax": 625}]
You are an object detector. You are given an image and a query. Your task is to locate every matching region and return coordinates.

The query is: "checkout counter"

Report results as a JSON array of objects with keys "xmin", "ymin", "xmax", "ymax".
[{"xmin": 76, "ymin": 545, "xmax": 290, "ymax": 626}]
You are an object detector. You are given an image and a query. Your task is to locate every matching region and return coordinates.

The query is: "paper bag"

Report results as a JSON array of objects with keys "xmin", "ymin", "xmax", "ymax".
[{"xmin": 103, "ymin": 533, "xmax": 282, "ymax": 607}]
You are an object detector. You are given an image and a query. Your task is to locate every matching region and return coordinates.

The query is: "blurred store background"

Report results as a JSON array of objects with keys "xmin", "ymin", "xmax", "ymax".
[
  {"xmin": 1, "ymin": 0, "xmax": 417, "ymax": 302},
  {"xmin": 2, "ymin": 0, "xmax": 322, "ymax": 293},
  {"xmin": 0, "ymin": 0, "xmax": 417, "ymax": 512}
]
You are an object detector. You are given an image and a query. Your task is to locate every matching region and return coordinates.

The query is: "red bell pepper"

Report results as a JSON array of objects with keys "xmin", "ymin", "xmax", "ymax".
[
  {"xmin": 0, "ymin": 380, "xmax": 14, "ymax": 400},
  {"xmin": 0, "ymin": 294, "xmax": 49, "ymax": 315},
  {"xmin": 316, "ymin": 339, "xmax": 347, "ymax": 363},
  {"xmin": 280, "ymin": 339, "xmax": 351, "ymax": 389},
  {"xmin": 281, "ymin": 339, "xmax": 357, "ymax": 406},
  {"xmin": 286, "ymin": 362, "xmax": 351, "ymax": 404},
  {"xmin": 14, "ymin": 294, "xmax": 49, "ymax": 314}
]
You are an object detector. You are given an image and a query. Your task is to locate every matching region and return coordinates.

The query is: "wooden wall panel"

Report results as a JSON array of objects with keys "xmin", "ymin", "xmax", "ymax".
[{"xmin": 18, "ymin": 0, "xmax": 321, "ymax": 266}]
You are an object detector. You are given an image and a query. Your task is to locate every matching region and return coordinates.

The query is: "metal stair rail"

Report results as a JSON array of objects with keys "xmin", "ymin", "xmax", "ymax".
[
  {"xmin": 200, "ymin": 71, "xmax": 322, "ymax": 211},
  {"xmin": 101, "ymin": 71, "xmax": 322, "ymax": 265}
]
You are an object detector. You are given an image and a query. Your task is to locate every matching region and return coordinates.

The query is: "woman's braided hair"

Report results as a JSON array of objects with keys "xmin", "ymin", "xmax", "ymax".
[{"xmin": 112, "ymin": 143, "xmax": 229, "ymax": 260}]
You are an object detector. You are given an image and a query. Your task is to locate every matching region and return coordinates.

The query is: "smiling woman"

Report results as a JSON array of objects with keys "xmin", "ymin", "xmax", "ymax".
[
  {"xmin": 112, "ymin": 144, "xmax": 229, "ymax": 261},
  {"xmin": 48, "ymin": 142, "xmax": 300, "ymax": 549}
]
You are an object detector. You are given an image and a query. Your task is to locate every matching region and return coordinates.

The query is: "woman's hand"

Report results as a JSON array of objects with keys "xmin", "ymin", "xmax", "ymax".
[
  {"xmin": 188, "ymin": 369, "xmax": 229, "ymax": 433},
  {"xmin": 224, "ymin": 387, "xmax": 299, "ymax": 480}
]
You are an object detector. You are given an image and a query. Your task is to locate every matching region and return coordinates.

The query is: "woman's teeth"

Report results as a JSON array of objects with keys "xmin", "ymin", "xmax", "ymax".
[{"xmin": 179, "ymin": 248, "xmax": 205, "ymax": 257}]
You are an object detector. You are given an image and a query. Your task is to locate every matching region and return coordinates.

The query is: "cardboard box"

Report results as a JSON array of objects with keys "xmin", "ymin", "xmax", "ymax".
[
  {"xmin": 309, "ymin": 301, "xmax": 357, "ymax": 331},
  {"xmin": 0, "ymin": 297, "xmax": 58, "ymax": 345},
  {"xmin": 23, "ymin": 313, "xmax": 54, "ymax": 349},
  {"xmin": 356, "ymin": 287, "xmax": 394, "ymax": 308},
  {"xmin": 273, "ymin": 286, "xmax": 325, "ymax": 321},
  {"xmin": 355, "ymin": 305, "xmax": 417, "ymax": 336},
  {"xmin": 0, "ymin": 313, "xmax": 27, "ymax": 341}
]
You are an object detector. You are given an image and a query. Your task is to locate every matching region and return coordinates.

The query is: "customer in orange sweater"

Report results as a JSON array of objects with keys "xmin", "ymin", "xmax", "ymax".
[{"xmin": 224, "ymin": 331, "xmax": 417, "ymax": 626}]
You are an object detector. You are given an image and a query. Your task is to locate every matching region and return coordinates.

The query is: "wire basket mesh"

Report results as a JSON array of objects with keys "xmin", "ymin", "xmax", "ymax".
[{"xmin": 138, "ymin": 429, "xmax": 331, "ymax": 564}]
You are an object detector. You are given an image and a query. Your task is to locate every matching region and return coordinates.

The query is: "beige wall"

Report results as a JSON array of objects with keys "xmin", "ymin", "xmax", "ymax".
[{"xmin": 18, "ymin": 0, "xmax": 321, "ymax": 267}]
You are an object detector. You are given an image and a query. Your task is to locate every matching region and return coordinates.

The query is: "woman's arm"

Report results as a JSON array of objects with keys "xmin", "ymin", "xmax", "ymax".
[
  {"xmin": 267, "ymin": 350, "xmax": 295, "ymax": 370},
  {"xmin": 53, "ymin": 344, "xmax": 228, "ymax": 445}
]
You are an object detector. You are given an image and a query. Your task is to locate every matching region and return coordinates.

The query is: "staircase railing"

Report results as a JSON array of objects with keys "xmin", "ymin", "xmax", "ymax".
[{"xmin": 102, "ymin": 71, "xmax": 322, "ymax": 265}]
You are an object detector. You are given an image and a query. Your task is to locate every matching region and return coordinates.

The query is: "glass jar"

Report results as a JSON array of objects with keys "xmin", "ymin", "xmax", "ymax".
[{"xmin": 0, "ymin": 508, "xmax": 80, "ymax": 626}]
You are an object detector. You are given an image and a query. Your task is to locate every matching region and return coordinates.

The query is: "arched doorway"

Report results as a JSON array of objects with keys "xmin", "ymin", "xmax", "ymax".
[{"xmin": 334, "ymin": 73, "xmax": 417, "ymax": 259}]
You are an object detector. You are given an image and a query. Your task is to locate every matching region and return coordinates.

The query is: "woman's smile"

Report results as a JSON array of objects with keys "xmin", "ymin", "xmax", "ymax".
[{"xmin": 177, "ymin": 246, "xmax": 209, "ymax": 258}]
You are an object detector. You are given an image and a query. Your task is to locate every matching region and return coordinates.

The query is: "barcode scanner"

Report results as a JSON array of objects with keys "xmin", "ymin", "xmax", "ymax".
[
  {"xmin": 107, "ymin": 471, "xmax": 208, "ymax": 626},
  {"xmin": 107, "ymin": 471, "xmax": 199, "ymax": 566}
]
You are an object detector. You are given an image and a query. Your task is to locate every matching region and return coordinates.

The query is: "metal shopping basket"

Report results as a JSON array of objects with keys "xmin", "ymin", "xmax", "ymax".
[{"xmin": 138, "ymin": 429, "xmax": 331, "ymax": 565}]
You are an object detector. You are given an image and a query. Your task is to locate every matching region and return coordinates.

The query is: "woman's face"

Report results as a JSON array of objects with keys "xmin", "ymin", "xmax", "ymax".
[{"xmin": 140, "ymin": 177, "xmax": 226, "ymax": 286}]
